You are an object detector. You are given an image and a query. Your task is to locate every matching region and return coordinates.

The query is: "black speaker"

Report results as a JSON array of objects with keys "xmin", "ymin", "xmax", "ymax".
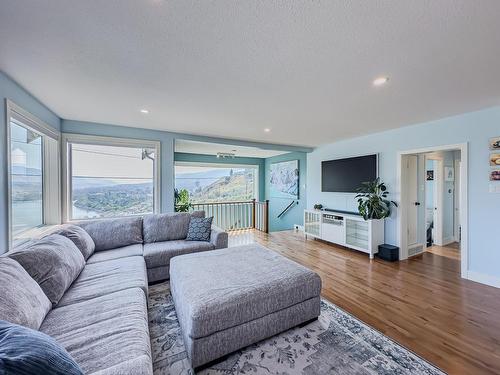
[{"xmin": 377, "ymin": 244, "xmax": 399, "ymax": 262}]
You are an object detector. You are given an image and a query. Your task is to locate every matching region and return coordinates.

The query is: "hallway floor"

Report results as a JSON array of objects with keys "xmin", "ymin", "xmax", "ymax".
[{"xmin": 427, "ymin": 242, "xmax": 460, "ymax": 260}]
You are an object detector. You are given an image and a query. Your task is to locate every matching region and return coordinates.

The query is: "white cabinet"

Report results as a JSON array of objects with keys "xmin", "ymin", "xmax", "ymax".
[
  {"xmin": 304, "ymin": 210, "xmax": 322, "ymax": 238},
  {"xmin": 304, "ymin": 209, "xmax": 385, "ymax": 259}
]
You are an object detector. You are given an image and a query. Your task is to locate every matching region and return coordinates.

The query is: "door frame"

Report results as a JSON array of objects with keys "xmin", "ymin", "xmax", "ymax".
[
  {"xmin": 454, "ymin": 160, "xmax": 461, "ymax": 242},
  {"xmin": 397, "ymin": 143, "xmax": 468, "ymax": 279}
]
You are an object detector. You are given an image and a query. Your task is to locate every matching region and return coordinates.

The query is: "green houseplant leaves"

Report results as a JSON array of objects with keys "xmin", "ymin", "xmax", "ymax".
[
  {"xmin": 174, "ymin": 188, "xmax": 193, "ymax": 212},
  {"xmin": 355, "ymin": 178, "xmax": 398, "ymax": 220}
]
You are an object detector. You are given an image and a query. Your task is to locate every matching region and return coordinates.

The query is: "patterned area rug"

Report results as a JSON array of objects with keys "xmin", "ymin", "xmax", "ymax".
[{"xmin": 148, "ymin": 282, "xmax": 445, "ymax": 375}]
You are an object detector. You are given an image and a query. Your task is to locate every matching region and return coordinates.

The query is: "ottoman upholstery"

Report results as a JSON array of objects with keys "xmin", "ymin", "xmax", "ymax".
[{"xmin": 170, "ymin": 244, "xmax": 322, "ymax": 368}]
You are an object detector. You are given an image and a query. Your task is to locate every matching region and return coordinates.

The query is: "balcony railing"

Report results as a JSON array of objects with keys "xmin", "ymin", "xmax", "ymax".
[{"xmin": 179, "ymin": 199, "xmax": 269, "ymax": 233}]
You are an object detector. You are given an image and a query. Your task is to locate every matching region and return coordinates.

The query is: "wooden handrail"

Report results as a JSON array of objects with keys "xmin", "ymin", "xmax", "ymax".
[{"xmin": 191, "ymin": 200, "xmax": 254, "ymax": 206}]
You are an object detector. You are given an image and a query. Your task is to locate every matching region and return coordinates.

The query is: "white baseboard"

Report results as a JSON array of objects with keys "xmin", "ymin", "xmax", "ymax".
[{"xmin": 465, "ymin": 271, "xmax": 500, "ymax": 289}]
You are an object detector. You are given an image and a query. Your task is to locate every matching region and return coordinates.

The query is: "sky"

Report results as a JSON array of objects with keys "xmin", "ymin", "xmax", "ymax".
[{"xmin": 72, "ymin": 143, "xmax": 153, "ymax": 181}]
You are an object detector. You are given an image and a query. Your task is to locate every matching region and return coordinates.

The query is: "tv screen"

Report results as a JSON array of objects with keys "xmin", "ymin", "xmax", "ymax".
[{"xmin": 321, "ymin": 154, "xmax": 378, "ymax": 193}]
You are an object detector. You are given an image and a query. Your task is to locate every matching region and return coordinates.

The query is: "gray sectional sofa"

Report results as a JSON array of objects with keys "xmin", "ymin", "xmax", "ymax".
[{"xmin": 0, "ymin": 211, "xmax": 227, "ymax": 374}]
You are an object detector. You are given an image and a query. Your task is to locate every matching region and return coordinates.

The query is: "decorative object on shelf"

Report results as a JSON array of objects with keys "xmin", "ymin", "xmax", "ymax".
[
  {"xmin": 313, "ymin": 203, "xmax": 323, "ymax": 210},
  {"xmin": 444, "ymin": 166, "xmax": 454, "ymax": 182},
  {"xmin": 490, "ymin": 153, "xmax": 500, "ymax": 166},
  {"xmin": 490, "ymin": 169, "xmax": 500, "ymax": 181},
  {"xmin": 355, "ymin": 178, "xmax": 397, "ymax": 220},
  {"xmin": 269, "ymin": 160, "xmax": 299, "ymax": 199},
  {"xmin": 426, "ymin": 170, "xmax": 434, "ymax": 181},
  {"xmin": 489, "ymin": 136, "xmax": 500, "ymax": 150}
]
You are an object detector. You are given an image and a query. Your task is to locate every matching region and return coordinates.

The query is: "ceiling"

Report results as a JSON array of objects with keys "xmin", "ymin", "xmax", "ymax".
[
  {"xmin": 175, "ymin": 140, "xmax": 286, "ymax": 158},
  {"xmin": 1, "ymin": 1, "xmax": 500, "ymax": 147}
]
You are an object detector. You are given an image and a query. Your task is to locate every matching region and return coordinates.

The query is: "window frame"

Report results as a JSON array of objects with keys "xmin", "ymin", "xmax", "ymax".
[
  {"xmin": 5, "ymin": 99, "xmax": 61, "ymax": 247},
  {"xmin": 61, "ymin": 133, "xmax": 161, "ymax": 222},
  {"xmin": 174, "ymin": 161, "xmax": 260, "ymax": 202}
]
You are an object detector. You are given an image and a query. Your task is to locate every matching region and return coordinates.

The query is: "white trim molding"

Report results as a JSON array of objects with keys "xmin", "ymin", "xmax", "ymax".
[
  {"xmin": 6, "ymin": 99, "xmax": 59, "ymax": 140},
  {"xmin": 61, "ymin": 133, "xmax": 161, "ymax": 222},
  {"xmin": 466, "ymin": 271, "xmax": 500, "ymax": 289}
]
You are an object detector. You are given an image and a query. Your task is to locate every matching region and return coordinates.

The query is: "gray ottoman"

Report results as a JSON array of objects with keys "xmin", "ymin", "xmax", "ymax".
[{"xmin": 170, "ymin": 244, "xmax": 322, "ymax": 368}]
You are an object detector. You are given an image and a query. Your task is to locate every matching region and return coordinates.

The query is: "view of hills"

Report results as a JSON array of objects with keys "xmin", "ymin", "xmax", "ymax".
[
  {"xmin": 176, "ymin": 168, "xmax": 255, "ymax": 203},
  {"xmin": 12, "ymin": 165, "xmax": 255, "ymax": 221},
  {"xmin": 72, "ymin": 181, "xmax": 153, "ymax": 218}
]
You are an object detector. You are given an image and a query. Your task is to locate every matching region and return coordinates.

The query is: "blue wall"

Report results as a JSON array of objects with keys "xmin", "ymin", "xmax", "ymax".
[
  {"xmin": 174, "ymin": 152, "xmax": 266, "ymax": 200},
  {"xmin": 0, "ymin": 72, "xmax": 61, "ymax": 252},
  {"xmin": 265, "ymin": 152, "xmax": 307, "ymax": 232},
  {"xmin": 307, "ymin": 106, "xmax": 500, "ymax": 281}
]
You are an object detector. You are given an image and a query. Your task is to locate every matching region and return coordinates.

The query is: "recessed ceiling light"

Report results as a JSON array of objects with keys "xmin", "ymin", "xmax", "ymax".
[
  {"xmin": 140, "ymin": 109, "xmax": 149, "ymax": 114},
  {"xmin": 373, "ymin": 77, "xmax": 389, "ymax": 86},
  {"xmin": 264, "ymin": 128, "xmax": 271, "ymax": 132}
]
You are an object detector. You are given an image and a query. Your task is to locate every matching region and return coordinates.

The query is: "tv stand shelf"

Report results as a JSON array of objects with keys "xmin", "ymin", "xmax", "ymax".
[{"xmin": 304, "ymin": 209, "xmax": 384, "ymax": 259}]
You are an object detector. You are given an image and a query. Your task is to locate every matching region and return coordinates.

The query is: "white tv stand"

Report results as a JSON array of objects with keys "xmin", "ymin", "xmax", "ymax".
[{"xmin": 304, "ymin": 209, "xmax": 384, "ymax": 259}]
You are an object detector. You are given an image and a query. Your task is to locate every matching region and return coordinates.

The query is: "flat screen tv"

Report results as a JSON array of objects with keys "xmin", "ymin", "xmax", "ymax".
[{"xmin": 321, "ymin": 154, "xmax": 378, "ymax": 193}]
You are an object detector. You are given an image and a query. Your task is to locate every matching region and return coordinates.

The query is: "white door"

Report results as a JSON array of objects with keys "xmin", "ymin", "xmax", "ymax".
[
  {"xmin": 407, "ymin": 155, "xmax": 419, "ymax": 247},
  {"xmin": 433, "ymin": 159, "xmax": 444, "ymax": 246}
]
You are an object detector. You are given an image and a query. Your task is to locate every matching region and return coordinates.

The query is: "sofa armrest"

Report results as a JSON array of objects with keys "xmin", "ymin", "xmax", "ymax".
[{"xmin": 211, "ymin": 225, "xmax": 228, "ymax": 249}]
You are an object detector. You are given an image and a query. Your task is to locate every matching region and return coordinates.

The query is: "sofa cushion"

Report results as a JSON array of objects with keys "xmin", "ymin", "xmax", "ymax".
[
  {"xmin": 143, "ymin": 240, "xmax": 215, "ymax": 269},
  {"xmin": 76, "ymin": 217, "xmax": 143, "ymax": 251},
  {"xmin": 169, "ymin": 244, "xmax": 322, "ymax": 339},
  {"xmin": 8, "ymin": 234, "xmax": 85, "ymax": 306},
  {"xmin": 40, "ymin": 288, "xmax": 152, "ymax": 375},
  {"xmin": 0, "ymin": 257, "xmax": 52, "ymax": 330},
  {"xmin": 57, "ymin": 256, "xmax": 148, "ymax": 307},
  {"xmin": 51, "ymin": 224, "xmax": 95, "ymax": 260},
  {"xmin": 0, "ymin": 320, "xmax": 83, "ymax": 375},
  {"xmin": 143, "ymin": 211, "xmax": 205, "ymax": 243},
  {"xmin": 86, "ymin": 244, "xmax": 143, "ymax": 264},
  {"xmin": 89, "ymin": 355, "xmax": 152, "ymax": 375},
  {"xmin": 186, "ymin": 217, "xmax": 213, "ymax": 242}
]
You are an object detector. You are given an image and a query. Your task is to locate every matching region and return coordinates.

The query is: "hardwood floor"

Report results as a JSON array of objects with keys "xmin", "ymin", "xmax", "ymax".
[
  {"xmin": 228, "ymin": 230, "xmax": 500, "ymax": 375},
  {"xmin": 427, "ymin": 242, "xmax": 461, "ymax": 260}
]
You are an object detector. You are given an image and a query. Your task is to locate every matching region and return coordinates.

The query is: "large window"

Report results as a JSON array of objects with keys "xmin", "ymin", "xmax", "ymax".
[
  {"xmin": 175, "ymin": 163, "xmax": 258, "ymax": 203},
  {"xmin": 7, "ymin": 100, "xmax": 61, "ymax": 245},
  {"xmin": 63, "ymin": 135, "xmax": 160, "ymax": 220},
  {"xmin": 9, "ymin": 120, "xmax": 43, "ymax": 236}
]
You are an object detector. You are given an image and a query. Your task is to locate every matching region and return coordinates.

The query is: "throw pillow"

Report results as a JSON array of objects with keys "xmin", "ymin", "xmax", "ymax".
[
  {"xmin": 0, "ymin": 320, "xmax": 83, "ymax": 375},
  {"xmin": 186, "ymin": 216, "xmax": 213, "ymax": 242},
  {"xmin": 0, "ymin": 257, "xmax": 52, "ymax": 330},
  {"xmin": 51, "ymin": 224, "xmax": 95, "ymax": 260},
  {"xmin": 8, "ymin": 234, "xmax": 85, "ymax": 306}
]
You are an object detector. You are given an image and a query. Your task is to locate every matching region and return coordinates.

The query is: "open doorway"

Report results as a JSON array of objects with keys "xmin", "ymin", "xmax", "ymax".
[
  {"xmin": 398, "ymin": 143, "xmax": 468, "ymax": 278},
  {"xmin": 423, "ymin": 151, "xmax": 461, "ymax": 260}
]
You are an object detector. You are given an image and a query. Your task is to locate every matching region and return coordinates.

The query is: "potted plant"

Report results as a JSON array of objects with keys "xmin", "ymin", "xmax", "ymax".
[
  {"xmin": 174, "ymin": 188, "xmax": 193, "ymax": 212},
  {"xmin": 355, "ymin": 178, "xmax": 397, "ymax": 220}
]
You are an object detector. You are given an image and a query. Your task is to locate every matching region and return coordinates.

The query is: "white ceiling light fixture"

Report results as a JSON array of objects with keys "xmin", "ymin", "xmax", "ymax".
[
  {"xmin": 140, "ymin": 109, "xmax": 149, "ymax": 114},
  {"xmin": 216, "ymin": 152, "xmax": 235, "ymax": 159},
  {"xmin": 373, "ymin": 76, "xmax": 389, "ymax": 87},
  {"xmin": 264, "ymin": 128, "xmax": 271, "ymax": 132}
]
